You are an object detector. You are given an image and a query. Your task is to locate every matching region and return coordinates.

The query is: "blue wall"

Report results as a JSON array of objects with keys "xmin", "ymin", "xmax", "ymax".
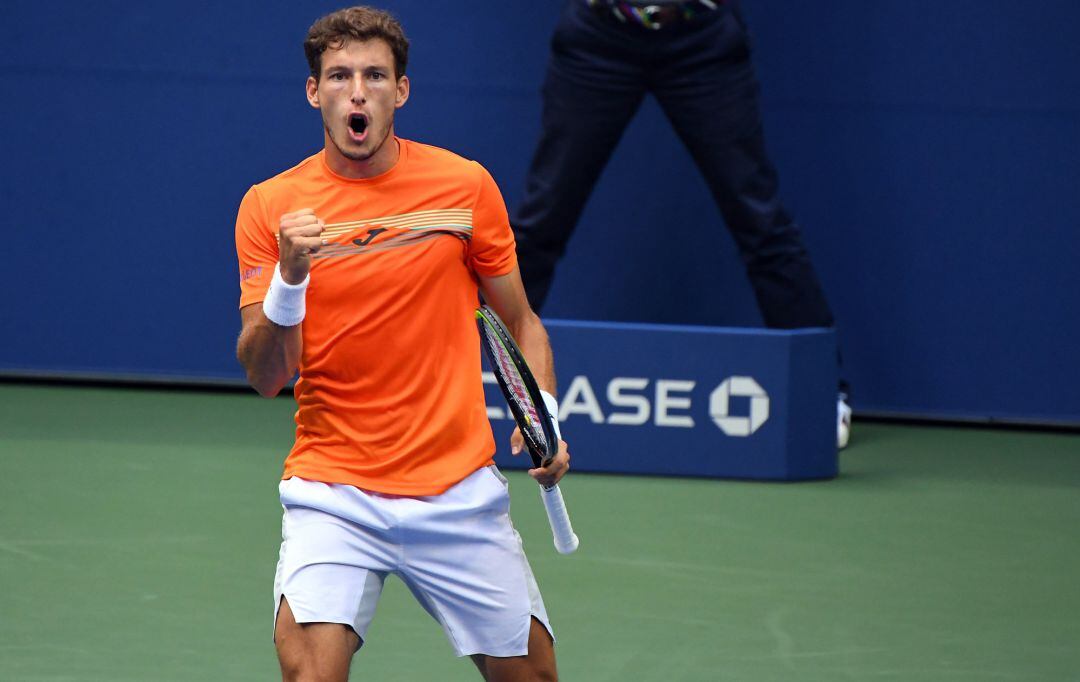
[{"xmin": 1, "ymin": 1, "xmax": 1077, "ymax": 424}]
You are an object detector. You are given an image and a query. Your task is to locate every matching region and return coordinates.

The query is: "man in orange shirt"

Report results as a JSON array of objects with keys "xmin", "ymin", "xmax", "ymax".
[{"xmin": 235, "ymin": 7, "xmax": 569, "ymax": 681}]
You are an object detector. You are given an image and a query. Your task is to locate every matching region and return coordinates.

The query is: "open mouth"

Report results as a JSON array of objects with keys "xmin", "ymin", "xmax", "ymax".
[{"xmin": 348, "ymin": 113, "xmax": 368, "ymax": 138}]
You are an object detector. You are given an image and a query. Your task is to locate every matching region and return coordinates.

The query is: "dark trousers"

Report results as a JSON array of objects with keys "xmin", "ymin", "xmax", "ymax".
[{"xmin": 514, "ymin": 0, "xmax": 837, "ymax": 334}]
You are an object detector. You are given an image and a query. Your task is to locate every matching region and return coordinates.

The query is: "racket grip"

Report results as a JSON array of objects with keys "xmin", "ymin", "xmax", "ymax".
[{"xmin": 540, "ymin": 484, "xmax": 579, "ymax": 554}]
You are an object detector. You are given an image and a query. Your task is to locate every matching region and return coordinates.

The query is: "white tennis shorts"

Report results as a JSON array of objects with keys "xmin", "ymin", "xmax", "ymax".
[{"xmin": 273, "ymin": 466, "xmax": 553, "ymax": 657}]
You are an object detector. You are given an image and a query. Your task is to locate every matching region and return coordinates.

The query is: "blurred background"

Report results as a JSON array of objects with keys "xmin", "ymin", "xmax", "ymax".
[{"xmin": 2, "ymin": 0, "xmax": 1078, "ymax": 425}]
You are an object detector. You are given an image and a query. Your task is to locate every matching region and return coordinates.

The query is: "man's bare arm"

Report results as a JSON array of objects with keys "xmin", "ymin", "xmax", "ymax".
[
  {"xmin": 236, "ymin": 208, "xmax": 325, "ymax": 397},
  {"xmin": 478, "ymin": 267, "xmax": 568, "ymax": 487},
  {"xmin": 236, "ymin": 304, "xmax": 302, "ymax": 397},
  {"xmin": 477, "ymin": 267, "xmax": 555, "ymax": 394}
]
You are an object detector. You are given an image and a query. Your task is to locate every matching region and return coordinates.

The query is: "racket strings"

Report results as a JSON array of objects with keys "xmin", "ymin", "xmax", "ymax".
[{"xmin": 483, "ymin": 325, "xmax": 551, "ymax": 454}]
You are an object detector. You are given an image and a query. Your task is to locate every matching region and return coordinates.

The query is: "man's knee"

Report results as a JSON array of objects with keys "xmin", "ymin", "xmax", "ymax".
[
  {"xmin": 531, "ymin": 663, "xmax": 558, "ymax": 682},
  {"xmin": 276, "ymin": 637, "xmax": 353, "ymax": 682},
  {"xmin": 481, "ymin": 659, "xmax": 558, "ymax": 682},
  {"xmin": 275, "ymin": 650, "xmax": 308, "ymax": 682}
]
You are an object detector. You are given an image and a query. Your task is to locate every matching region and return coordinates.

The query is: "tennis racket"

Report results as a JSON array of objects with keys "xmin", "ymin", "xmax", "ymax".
[{"xmin": 475, "ymin": 305, "xmax": 579, "ymax": 554}]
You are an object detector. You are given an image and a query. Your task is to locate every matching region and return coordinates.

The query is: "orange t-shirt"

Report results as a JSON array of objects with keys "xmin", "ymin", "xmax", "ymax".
[{"xmin": 235, "ymin": 139, "xmax": 517, "ymax": 495}]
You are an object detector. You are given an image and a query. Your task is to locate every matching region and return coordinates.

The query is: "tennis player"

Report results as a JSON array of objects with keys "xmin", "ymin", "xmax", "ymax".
[{"xmin": 234, "ymin": 7, "xmax": 570, "ymax": 681}]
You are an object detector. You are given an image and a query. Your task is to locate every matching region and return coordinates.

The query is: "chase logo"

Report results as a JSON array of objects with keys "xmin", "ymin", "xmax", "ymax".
[
  {"xmin": 710, "ymin": 376, "xmax": 770, "ymax": 437},
  {"xmin": 484, "ymin": 373, "xmax": 770, "ymax": 437}
]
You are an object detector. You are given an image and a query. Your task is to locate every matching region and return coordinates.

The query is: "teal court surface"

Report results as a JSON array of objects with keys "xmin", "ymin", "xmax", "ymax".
[{"xmin": 1, "ymin": 383, "xmax": 1078, "ymax": 681}]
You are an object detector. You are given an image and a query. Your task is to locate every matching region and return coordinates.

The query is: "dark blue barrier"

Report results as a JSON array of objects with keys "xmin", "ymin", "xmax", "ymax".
[
  {"xmin": 3, "ymin": 2, "xmax": 1078, "ymax": 424},
  {"xmin": 488, "ymin": 321, "xmax": 837, "ymax": 481}
]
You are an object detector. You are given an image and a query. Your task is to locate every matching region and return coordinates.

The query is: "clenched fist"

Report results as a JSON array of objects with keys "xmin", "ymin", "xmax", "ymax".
[{"xmin": 278, "ymin": 209, "xmax": 325, "ymax": 284}]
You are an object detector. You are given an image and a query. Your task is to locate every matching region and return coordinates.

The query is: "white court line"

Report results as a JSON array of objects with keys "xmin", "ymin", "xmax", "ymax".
[
  {"xmin": 0, "ymin": 539, "xmax": 48, "ymax": 561},
  {"xmin": 0, "ymin": 535, "xmax": 208, "ymax": 562},
  {"xmin": 12, "ymin": 535, "xmax": 207, "ymax": 547}
]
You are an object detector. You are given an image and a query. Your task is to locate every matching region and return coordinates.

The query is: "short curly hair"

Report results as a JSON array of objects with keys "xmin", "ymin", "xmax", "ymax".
[{"xmin": 304, "ymin": 6, "xmax": 410, "ymax": 80}]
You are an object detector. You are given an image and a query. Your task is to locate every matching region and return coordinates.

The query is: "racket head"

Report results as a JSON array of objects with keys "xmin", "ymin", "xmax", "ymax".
[{"xmin": 475, "ymin": 305, "xmax": 559, "ymax": 468}]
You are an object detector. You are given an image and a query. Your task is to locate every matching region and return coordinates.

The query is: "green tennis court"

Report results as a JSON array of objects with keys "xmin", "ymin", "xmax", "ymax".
[{"xmin": 2, "ymin": 383, "xmax": 1077, "ymax": 680}]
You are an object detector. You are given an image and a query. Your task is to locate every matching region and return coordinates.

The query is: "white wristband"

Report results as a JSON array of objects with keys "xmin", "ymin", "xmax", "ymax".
[
  {"xmin": 539, "ymin": 390, "xmax": 561, "ymax": 441},
  {"xmin": 262, "ymin": 263, "xmax": 309, "ymax": 327}
]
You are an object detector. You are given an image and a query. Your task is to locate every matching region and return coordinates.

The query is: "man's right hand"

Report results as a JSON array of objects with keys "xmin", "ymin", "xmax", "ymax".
[{"xmin": 279, "ymin": 209, "xmax": 325, "ymax": 284}]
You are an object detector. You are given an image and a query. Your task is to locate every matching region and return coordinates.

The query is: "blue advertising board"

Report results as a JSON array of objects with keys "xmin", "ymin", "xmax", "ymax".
[{"xmin": 487, "ymin": 321, "xmax": 837, "ymax": 481}]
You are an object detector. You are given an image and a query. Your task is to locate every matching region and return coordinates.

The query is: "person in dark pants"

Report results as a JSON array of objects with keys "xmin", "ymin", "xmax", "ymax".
[{"xmin": 512, "ymin": 0, "xmax": 851, "ymax": 447}]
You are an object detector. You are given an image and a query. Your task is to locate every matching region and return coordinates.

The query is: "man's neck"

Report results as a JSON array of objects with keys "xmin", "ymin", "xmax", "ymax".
[{"xmin": 324, "ymin": 134, "xmax": 400, "ymax": 179}]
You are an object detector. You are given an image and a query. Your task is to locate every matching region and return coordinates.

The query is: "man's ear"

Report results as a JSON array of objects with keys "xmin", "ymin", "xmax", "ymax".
[
  {"xmin": 395, "ymin": 75, "xmax": 410, "ymax": 109},
  {"xmin": 306, "ymin": 76, "xmax": 320, "ymax": 109}
]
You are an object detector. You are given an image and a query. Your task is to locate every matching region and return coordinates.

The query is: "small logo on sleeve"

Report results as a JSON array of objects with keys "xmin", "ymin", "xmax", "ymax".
[{"xmin": 241, "ymin": 266, "xmax": 263, "ymax": 282}]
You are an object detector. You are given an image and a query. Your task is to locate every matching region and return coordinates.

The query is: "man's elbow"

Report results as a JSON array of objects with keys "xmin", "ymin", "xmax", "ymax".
[
  {"xmin": 251, "ymin": 379, "xmax": 282, "ymax": 398},
  {"xmin": 237, "ymin": 349, "xmax": 285, "ymax": 398},
  {"xmin": 245, "ymin": 369, "xmax": 285, "ymax": 398},
  {"xmin": 513, "ymin": 309, "xmax": 546, "ymax": 340}
]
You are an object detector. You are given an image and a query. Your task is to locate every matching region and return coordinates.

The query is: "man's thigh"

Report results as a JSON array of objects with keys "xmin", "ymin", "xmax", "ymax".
[
  {"xmin": 275, "ymin": 597, "xmax": 359, "ymax": 682},
  {"xmin": 470, "ymin": 617, "xmax": 558, "ymax": 682},
  {"xmin": 397, "ymin": 467, "xmax": 554, "ymax": 659},
  {"xmin": 274, "ymin": 479, "xmax": 395, "ymax": 644}
]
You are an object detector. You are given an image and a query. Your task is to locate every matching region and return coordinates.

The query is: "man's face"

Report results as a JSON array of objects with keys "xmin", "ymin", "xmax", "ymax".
[{"xmin": 306, "ymin": 39, "xmax": 409, "ymax": 173}]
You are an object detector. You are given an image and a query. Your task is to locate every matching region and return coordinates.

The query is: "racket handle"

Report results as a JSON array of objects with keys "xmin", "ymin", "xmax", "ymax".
[{"xmin": 539, "ymin": 484, "xmax": 579, "ymax": 554}]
